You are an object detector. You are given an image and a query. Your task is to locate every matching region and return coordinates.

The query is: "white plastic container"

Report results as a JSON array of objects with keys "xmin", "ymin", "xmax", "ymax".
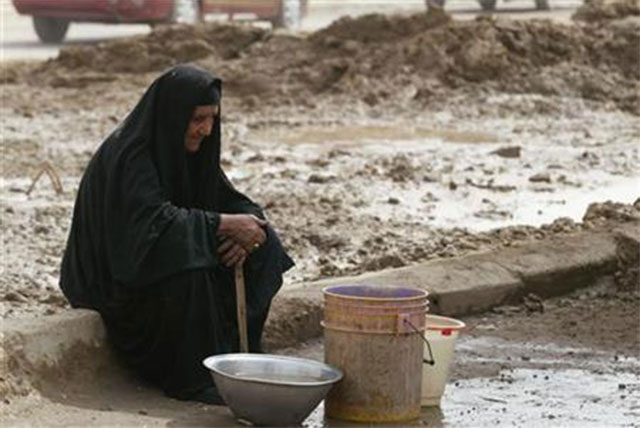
[{"xmin": 421, "ymin": 314, "xmax": 466, "ymax": 407}]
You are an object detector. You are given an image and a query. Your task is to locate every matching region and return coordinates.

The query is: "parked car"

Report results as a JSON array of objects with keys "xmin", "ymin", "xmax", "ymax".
[
  {"xmin": 12, "ymin": 0, "xmax": 308, "ymax": 44},
  {"xmin": 426, "ymin": 0, "xmax": 550, "ymax": 11},
  {"xmin": 476, "ymin": 0, "xmax": 550, "ymax": 11}
]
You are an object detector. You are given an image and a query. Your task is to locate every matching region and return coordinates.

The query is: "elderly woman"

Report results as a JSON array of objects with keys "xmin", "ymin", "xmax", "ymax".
[{"xmin": 60, "ymin": 65, "xmax": 294, "ymax": 404}]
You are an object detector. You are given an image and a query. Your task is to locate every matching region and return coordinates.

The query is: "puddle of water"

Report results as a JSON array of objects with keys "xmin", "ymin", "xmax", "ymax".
[
  {"xmin": 301, "ymin": 368, "xmax": 640, "ymax": 428},
  {"xmin": 250, "ymin": 123, "xmax": 638, "ymax": 232},
  {"xmin": 424, "ymin": 174, "xmax": 640, "ymax": 231},
  {"xmin": 286, "ymin": 333, "xmax": 640, "ymax": 428},
  {"xmin": 232, "ymin": 371, "xmax": 325, "ymax": 383},
  {"xmin": 506, "ymin": 176, "xmax": 639, "ymax": 228},
  {"xmin": 458, "ymin": 336, "xmax": 639, "ymax": 362},
  {"xmin": 439, "ymin": 368, "xmax": 640, "ymax": 427},
  {"xmin": 257, "ymin": 124, "xmax": 498, "ymax": 145}
]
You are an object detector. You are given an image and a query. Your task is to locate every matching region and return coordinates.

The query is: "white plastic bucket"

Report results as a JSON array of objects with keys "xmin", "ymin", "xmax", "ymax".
[{"xmin": 421, "ymin": 314, "xmax": 466, "ymax": 407}]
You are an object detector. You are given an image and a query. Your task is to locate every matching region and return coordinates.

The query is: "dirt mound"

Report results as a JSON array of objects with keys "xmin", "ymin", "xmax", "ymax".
[
  {"xmin": 309, "ymin": 11, "xmax": 449, "ymax": 44},
  {"xmin": 28, "ymin": 13, "xmax": 640, "ymax": 113},
  {"xmin": 308, "ymin": 15, "xmax": 639, "ymax": 112},
  {"xmin": 573, "ymin": 0, "xmax": 640, "ymax": 22},
  {"xmin": 583, "ymin": 198, "xmax": 640, "ymax": 224},
  {"xmin": 50, "ymin": 23, "xmax": 267, "ymax": 74}
]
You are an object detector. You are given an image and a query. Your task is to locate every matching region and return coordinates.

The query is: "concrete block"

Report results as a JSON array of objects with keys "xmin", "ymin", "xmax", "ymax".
[
  {"xmin": 284, "ymin": 254, "xmax": 524, "ymax": 317},
  {"xmin": 1, "ymin": 229, "xmax": 629, "ymax": 400},
  {"xmin": 492, "ymin": 232, "xmax": 619, "ymax": 297},
  {"xmin": 1, "ymin": 309, "xmax": 108, "ymax": 396},
  {"xmin": 284, "ymin": 232, "xmax": 622, "ymax": 316},
  {"xmin": 263, "ymin": 295, "xmax": 324, "ymax": 351}
]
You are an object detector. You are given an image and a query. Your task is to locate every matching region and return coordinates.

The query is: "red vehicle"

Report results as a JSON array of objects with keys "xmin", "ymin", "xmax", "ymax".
[{"xmin": 12, "ymin": 0, "xmax": 307, "ymax": 44}]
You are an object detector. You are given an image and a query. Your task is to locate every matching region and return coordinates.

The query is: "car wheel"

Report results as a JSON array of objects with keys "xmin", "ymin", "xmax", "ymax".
[
  {"xmin": 425, "ymin": 0, "xmax": 447, "ymax": 8},
  {"xmin": 478, "ymin": 0, "xmax": 497, "ymax": 11},
  {"xmin": 535, "ymin": 0, "xmax": 550, "ymax": 10},
  {"xmin": 32, "ymin": 16, "xmax": 70, "ymax": 44},
  {"xmin": 171, "ymin": 0, "xmax": 202, "ymax": 24},
  {"xmin": 273, "ymin": 0, "xmax": 301, "ymax": 29}
]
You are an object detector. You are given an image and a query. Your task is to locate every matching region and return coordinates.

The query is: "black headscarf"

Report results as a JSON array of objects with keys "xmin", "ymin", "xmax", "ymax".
[
  {"xmin": 119, "ymin": 64, "xmax": 222, "ymax": 208},
  {"xmin": 61, "ymin": 65, "xmax": 263, "ymax": 309}
]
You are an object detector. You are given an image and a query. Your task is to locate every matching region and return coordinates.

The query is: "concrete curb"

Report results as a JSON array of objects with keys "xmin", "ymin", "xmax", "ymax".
[
  {"xmin": 263, "ymin": 230, "xmax": 623, "ymax": 348},
  {"xmin": 1, "ymin": 310, "xmax": 109, "ymax": 397},
  {"xmin": 1, "ymin": 227, "xmax": 636, "ymax": 396}
]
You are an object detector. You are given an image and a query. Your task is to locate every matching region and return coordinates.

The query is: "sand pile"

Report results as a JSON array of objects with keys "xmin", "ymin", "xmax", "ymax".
[{"xmin": 31, "ymin": 11, "xmax": 639, "ymax": 113}]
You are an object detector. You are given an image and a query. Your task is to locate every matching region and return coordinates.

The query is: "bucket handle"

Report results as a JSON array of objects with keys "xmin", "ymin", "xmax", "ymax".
[{"xmin": 403, "ymin": 318, "xmax": 435, "ymax": 366}]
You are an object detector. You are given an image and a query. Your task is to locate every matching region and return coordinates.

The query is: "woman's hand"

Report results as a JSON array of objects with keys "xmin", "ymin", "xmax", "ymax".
[
  {"xmin": 218, "ymin": 237, "xmax": 248, "ymax": 268},
  {"xmin": 218, "ymin": 214, "xmax": 268, "ymax": 254}
]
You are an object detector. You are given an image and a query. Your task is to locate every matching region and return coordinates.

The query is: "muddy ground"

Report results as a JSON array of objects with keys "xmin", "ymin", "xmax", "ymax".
[
  {"xmin": 2, "ymin": 276, "xmax": 637, "ymax": 426},
  {"xmin": 2, "ymin": 4, "xmax": 639, "ymax": 320},
  {"xmin": 1, "ymin": 1, "xmax": 639, "ymax": 425},
  {"xmin": 296, "ymin": 276, "xmax": 640, "ymax": 427},
  {"xmin": 0, "ymin": 0, "xmax": 638, "ymax": 324}
]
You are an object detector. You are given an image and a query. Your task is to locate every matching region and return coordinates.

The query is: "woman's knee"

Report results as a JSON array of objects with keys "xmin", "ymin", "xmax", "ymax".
[
  {"xmin": 262, "ymin": 225, "xmax": 284, "ymax": 251},
  {"xmin": 246, "ymin": 225, "xmax": 283, "ymax": 261}
]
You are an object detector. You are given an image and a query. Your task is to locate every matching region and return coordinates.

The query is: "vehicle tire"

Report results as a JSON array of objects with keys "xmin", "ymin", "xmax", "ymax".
[
  {"xmin": 425, "ymin": 0, "xmax": 446, "ymax": 8},
  {"xmin": 273, "ymin": 0, "xmax": 301, "ymax": 29},
  {"xmin": 478, "ymin": 0, "xmax": 497, "ymax": 11},
  {"xmin": 32, "ymin": 16, "xmax": 69, "ymax": 44},
  {"xmin": 170, "ymin": 0, "xmax": 202, "ymax": 24},
  {"xmin": 535, "ymin": 0, "xmax": 550, "ymax": 10}
]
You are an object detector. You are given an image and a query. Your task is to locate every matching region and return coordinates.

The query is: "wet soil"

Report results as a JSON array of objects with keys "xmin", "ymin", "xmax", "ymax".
[
  {"xmin": 573, "ymin": 0, "xmax": 640, "ymax": 23},
  {"xmin": 1, "ymin": 2, "xmax": 639, "ymax": 425},
  {"xmin": 1, "ymin": 4, "xmax": 639, "ymax": 319},
  {"xmin": 293, "ymin": 276, "xmax": 640, "ymax": 427},
  {"xmin": 2, "ymin": 277, "xmax": 637, "ymax": 427},
  {"xmin": 1, "ymin": 97, "xmax": 638, "ymax": 319},
  {"xmin": 9, "ymin": 4, "xmax": 638, "ymax": 114},
  {"xmin": 0, "ymin": 0, "xmax": 638, "ymax": 405}
]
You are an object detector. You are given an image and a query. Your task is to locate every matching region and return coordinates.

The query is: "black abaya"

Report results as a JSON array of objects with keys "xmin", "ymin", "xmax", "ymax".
[{"xmin": 59, "ymin": 65, "xmax": 294, "ymax": 400}]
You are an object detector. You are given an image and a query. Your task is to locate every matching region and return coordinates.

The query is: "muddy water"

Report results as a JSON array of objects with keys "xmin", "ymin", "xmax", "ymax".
[
  {"xmin": 278, "ymin": 281, "xmax": 640, "ymax": 427},
  {"xmin": 247, "ymin": 116, "xmax": 639, "ymax": 233},
  {"xmin": 294, "ymin": 337, "xmax": 639, "ymax": 427},
  {"xmin": 302, "ymin": 364, "xmax": 638, "ymax": 426},
  {"xmin": 289, "ymin": 333, "xmax": 639, "ymax": 427},
  {"xmin": 437, "ymin": 368, "xmax": 638, "ymax": 426},
  {"xmin": 2, "ymin": 84, "xmax": 638, "ymax": 316},
  {"xmin": 232, "ymin": 372, "xmax": 327, "ymax": 384}
]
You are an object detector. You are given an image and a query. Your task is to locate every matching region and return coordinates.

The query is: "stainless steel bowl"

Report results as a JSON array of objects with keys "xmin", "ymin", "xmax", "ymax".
[{"xmin": 203, "ymin": 353, "xmax": 343, "ymax": 426}]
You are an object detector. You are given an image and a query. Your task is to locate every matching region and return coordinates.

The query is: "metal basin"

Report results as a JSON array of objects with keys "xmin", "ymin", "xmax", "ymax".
[{"xmin": 203, "ymin": 353, "xmax": 343, "ymax": 426}]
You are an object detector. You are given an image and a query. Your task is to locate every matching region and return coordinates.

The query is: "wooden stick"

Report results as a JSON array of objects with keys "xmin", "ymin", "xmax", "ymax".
[
  {"xmin": 26, "ymin": 162, "xmax": 64, "ymax": 196},
  {"xmin": 235, "ymin": 262, "xmax": 249, "ymax": 353}
]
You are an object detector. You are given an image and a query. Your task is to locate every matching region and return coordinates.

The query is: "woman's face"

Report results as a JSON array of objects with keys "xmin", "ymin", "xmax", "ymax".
[{"xmin": 184, "ymin": 104, "xmax": 219, "ymax": 153}]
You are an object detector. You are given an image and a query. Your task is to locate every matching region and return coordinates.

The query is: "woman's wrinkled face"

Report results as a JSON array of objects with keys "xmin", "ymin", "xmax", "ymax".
[{"xmin": 184, "ymin": 104, "xmax": 219, "ymax": 153}]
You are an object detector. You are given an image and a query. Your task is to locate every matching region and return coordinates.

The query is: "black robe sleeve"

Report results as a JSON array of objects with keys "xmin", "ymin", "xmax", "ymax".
[{"xmin": 106, "ymin": 145, "xmax": 221, "ymax": 287}]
